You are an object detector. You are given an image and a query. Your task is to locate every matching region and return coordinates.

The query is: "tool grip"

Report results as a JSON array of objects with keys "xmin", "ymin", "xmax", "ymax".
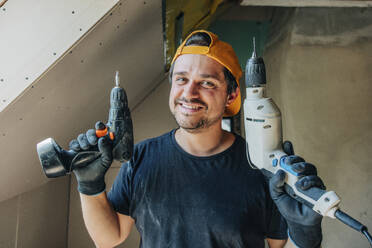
[
  {"xmin": 284, "ymin": 174, "xmax": 340, "ymax": 218},
  {"xmin": 37, "ymin": 138, "xmax": 101, "ymax": 177},
  {"xmin": 279, "ymin": 156, "xmax": 340, "ymax": 218},
  {"xmin": 284, "ymin": 183, "xmax": 324, "ymax": 209},
  {"xmin": 68, "ymin": 149, "xmax": 101, "ymax": 169}
]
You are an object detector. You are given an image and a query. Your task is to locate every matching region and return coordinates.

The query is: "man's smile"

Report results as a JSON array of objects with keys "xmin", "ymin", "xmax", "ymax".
[
  {"xmin": 175, "ymin": 98, "xmax": 207, "ymax": 114},
  {"xmin": 178, "ymin": 103, "xmax": 203, "ymax": 115}
]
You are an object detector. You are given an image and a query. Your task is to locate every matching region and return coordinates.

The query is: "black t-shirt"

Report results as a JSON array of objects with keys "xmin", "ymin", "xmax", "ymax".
[{"xmin": 107, "ymin": 130, "xmax": 287, "ymax": 248}]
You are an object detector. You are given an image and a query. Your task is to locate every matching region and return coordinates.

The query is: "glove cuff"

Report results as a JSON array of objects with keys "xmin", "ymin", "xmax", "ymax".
[
  {"xmin": 287, "ymin": 221, "xmax": 322, "ymax": 248},
  {"xmin": 77, "ymin": 180, "xmax": 106, "ymax": 196}
]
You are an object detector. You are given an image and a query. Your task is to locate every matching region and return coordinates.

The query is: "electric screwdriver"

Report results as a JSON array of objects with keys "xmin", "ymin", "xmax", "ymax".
[
  {"xmin": 244, "ymin": 38, "xmax": 372, "ymax": 245},
  {"xmin": 36, "ymin": 71, "xmax": 133, "ymax": 178}
]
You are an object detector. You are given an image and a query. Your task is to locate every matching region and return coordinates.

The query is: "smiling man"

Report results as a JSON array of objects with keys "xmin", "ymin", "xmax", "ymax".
[{"xmin": 71, "ymin": 30, "xmax": 324, "ymax": 248}]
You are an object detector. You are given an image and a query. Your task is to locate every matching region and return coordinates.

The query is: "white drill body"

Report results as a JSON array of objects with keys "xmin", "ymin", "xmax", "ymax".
[{"xmin": 243, "ymin": 86, "xmax": 340, "ymax": 218}]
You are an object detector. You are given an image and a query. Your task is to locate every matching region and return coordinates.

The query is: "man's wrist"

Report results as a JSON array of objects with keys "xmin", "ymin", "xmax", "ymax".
[
  {"xmin": 287, "ymin": 221, "xmax": 322, "ymax": 248},
  {"xmin": 78, "ymin": 180, "xmax": 106, "ymax": 196}
]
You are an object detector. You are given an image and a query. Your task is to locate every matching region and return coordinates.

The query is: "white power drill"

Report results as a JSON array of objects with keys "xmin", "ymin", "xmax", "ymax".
[
  {"xmin": 243, "ymin": 41, "xmax": 340, "ymax": 218},
  {"xmin": 243, "ymin": 39, "xmax": 372, "ymax": 245}
]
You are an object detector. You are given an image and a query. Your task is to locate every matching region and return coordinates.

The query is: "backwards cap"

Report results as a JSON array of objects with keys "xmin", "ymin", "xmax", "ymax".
[{"xmin": 171, "ymin": 30, "xmax": 242, "ymax": 117}]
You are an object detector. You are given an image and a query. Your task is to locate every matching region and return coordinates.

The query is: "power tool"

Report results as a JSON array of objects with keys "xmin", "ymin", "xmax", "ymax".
[
  {"xmin": 244, "ymin": 38, "xmax": 372, "ymax": 245},
  {"xmin": 36, "ymin": 71, "xmax": 133, "ymax": 178}
]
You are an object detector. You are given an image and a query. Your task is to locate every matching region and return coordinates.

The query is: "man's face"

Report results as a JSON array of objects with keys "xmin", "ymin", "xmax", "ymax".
[{"xmin": 169, "ymin": 54, "xmax": 231, "ymax": 132}]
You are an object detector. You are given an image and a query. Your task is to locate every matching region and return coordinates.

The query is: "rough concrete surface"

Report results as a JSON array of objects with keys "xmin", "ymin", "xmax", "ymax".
[
  {"xmin": 265, "ymin": 7, "xmax": 372, "ymax": 247},
  {"xmin": 292, "ymin": 8, "xmax": 372, "ymax": 46}
]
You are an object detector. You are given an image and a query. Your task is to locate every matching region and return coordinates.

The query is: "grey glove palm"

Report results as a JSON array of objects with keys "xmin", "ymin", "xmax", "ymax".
[
  {"xmin": 269, "ymin": 141, "xmax": 323, "ymax": 248},
  {"xmin": 69, "ymin": 121, "xmax": 113, "ymax": 196}
]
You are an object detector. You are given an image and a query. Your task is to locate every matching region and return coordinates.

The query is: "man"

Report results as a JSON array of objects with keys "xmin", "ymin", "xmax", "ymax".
[{"xmin": 70, "ymin": 30, "xmax": 324, "ymax": 248}]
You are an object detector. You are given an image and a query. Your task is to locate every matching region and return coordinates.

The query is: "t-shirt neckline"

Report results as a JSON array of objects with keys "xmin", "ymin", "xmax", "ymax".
[{"xmin": 170, "ymin": 128, "xmax": 239, "ymax": 160}]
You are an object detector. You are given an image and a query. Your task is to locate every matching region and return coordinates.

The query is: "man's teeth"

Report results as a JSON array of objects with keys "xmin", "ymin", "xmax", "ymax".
[{"xmin": 182, "ymin": 103, "xmax": 200, "ymax": 110}]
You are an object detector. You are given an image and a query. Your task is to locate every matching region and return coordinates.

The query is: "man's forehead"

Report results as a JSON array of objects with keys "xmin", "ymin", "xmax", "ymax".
[{"xmin": 173, "ymin": 54, "xmax": 224, "ymax": 77}]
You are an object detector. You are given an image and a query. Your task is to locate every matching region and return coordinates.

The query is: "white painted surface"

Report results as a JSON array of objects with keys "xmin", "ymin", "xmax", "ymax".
[
  {"xmin": 0, "ymin": 0, "xmax": 119, "ymax": 112},
  {"xmin": 240, "ymin": 0, "xmax": 372, "ymax": 7}
]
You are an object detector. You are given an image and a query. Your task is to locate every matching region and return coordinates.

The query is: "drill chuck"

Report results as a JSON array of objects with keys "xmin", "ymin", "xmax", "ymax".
[{"xmin": 245, "ymin": 37, "xmax": 266, "ymax": 87}]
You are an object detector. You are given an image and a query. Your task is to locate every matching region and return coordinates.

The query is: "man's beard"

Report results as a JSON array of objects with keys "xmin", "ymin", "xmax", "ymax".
[{"xmin": 171, "ymin": 98, "xmax": 224, "ymax": 133}]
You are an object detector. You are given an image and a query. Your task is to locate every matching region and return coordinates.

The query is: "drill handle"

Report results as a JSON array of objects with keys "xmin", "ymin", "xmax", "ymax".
[
  {"xmin": 37, "ymin": 138, "xmax": 101, "ymax": 178},
  {"xmin": 277, "ymin": 156, "xmax": 341, "ymax": 218},
  {"xmin": 57, "ymin": 142, "xmax": 101, "ymax": 171},
  {"xmin": 107, "ymin": 85, "xmax": 134, "ymax": 162},
  {"xmin": 66, "ymin": 149, "xmax": 101, "ymax": 171},
  {"xmin": 68, "ymin": 124, "xmax": 118, "ymax": 169}
]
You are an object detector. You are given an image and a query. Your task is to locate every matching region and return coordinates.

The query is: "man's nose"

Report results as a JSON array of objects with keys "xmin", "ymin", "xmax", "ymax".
[{"xmin": 182, "ymin": 81, "xmax": 199, "ymax": 98}]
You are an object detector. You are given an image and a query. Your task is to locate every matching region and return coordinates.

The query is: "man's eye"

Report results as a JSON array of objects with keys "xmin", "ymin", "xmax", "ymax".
[
  {"xmin": 201, "ymin": 81, "xmax": 215, "ymax": 88},
  {"xmin": 175, "ymin": 77, "xmax": 187, "ymax": 83}
]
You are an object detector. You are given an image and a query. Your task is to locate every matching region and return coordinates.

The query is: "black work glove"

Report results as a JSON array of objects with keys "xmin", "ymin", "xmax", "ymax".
[
  {"xmin": 69, "ymin": 121, "xmax": 113, "ymax": 196},
  {"xmin": 269, "ymin": 141, "xmax": 323, "ymax": 248}
]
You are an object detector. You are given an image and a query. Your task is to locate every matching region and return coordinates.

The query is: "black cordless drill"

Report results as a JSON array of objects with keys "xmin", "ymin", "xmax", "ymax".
[{"xmin": 36, "ymin": 71, "xmax": 133, "ymax": 178}]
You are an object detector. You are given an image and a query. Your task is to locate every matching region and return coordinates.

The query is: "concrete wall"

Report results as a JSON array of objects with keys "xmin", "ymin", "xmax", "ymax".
[
  {"xmin": 0, "ymin": 177, "xmax": 70, "ymax": 248},
  {"xmin": 265, "ymin": 7, "xmax": 372, "ymax": 248},
  {"xmin": 67, "ymin": 78, "xmax": 177, "ymax": 247}
]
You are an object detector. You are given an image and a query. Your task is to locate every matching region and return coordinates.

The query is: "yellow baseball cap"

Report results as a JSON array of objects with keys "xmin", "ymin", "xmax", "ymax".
[{"xmin": 171, "ymin": 30, "xmax": 242, "ymax": 117}]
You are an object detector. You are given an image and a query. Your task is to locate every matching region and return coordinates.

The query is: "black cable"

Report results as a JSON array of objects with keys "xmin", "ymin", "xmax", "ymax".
[
  {"xmin": 363, "ymin": 229, "xmax": 372, "ymax": 247},
  {"xmin": 335, "ymin": 209, "xmax": 372, "ymax": 247}
]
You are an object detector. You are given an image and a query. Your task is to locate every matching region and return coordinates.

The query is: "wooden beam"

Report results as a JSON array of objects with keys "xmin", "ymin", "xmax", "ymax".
[{"xmin": 240, "ymin": 0, "xmax": 372, "ymax": 7}]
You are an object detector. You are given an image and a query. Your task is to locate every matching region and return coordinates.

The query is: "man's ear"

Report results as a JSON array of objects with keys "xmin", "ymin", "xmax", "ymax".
[{"xmin": 226, "ymin": 86, "xmax": 240, "ymax": 106}]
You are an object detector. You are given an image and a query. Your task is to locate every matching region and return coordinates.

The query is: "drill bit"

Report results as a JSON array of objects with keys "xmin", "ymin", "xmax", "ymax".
[
  {"xmin": 252, "ymin": 37, "xmax": 257, "ymax": 58},
  {"xmin": 115, "ymin": 70, "xmax": 120, "ymax": 87}
]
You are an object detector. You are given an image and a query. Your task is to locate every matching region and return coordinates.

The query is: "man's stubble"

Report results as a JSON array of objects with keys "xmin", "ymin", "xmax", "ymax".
[{"xmin": 171, "ymin": 98, "xmax": 226, "ymax": 133}]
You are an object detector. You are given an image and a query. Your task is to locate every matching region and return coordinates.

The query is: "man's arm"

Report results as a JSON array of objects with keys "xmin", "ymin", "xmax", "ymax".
[
  {"xmin": 80, "ymin": 192, "xmax": 134, "ymax": 248},
  {"xmin": 267, "ymin": 237, "xmax": 301, "ymax": 248},
  {"xmin": 267, "ymin": 238, "xmax": 287, "ymax": 248},
  {"xmin": 69, "ymin": 123, "xmax": 135, "ymax": 247}
]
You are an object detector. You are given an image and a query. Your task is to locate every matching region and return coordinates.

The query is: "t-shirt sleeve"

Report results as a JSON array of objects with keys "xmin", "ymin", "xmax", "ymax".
[
  {"xmin": 107, "ymin": 160, "xmax": 134, "ymax": 216},
  {"xmin": 266, "ymin": 200, "xmax": 288, "ymax": 240}
]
